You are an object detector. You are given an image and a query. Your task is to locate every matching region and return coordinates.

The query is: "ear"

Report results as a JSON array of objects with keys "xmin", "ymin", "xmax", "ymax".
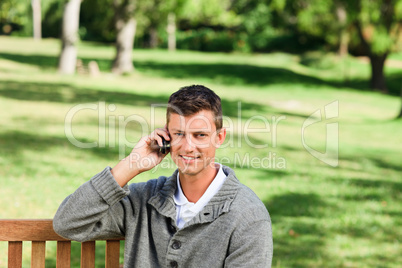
[{"xmin": 215, "ymin": 128, "xmax": 226, "ymax": 148}]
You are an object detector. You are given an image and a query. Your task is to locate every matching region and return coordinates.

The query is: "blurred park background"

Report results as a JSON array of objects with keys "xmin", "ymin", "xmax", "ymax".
[{"xmin": 1, "ymin": 0, "xmax": 401, "ymax": 267}]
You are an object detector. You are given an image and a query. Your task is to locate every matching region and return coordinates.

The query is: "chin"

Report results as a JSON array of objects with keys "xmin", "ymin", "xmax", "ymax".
[{"xmin": 177, "ymin": 166, "xmax": 201, "ymax": 176}]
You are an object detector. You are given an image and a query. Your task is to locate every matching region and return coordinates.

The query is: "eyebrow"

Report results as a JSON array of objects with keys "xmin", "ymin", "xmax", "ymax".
[
  {"xmin": 170, "ymin": 128, "xmax": 184, "ymax": 132},
  {"xmin": 170, "ymin": 128, "xmax": 210, "ymax": 134}
]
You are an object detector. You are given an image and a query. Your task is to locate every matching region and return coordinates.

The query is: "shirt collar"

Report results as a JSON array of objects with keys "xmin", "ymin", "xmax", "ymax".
[
  {"xmin": 173, "ymin": 174, "xmax": 192, "ymax": 206},
  {"xmin": 173, "ymin": 163, "xmax": 226, "ymax": 210}
]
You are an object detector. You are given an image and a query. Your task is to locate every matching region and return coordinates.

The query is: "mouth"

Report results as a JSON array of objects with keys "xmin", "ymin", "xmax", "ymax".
[{"xmin": 180, "ymin": 155, "xmax": 200, "ymax": 162}]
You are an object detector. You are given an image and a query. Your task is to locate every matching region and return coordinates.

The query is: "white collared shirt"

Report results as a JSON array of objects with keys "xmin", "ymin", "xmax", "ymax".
[{"xmin": 173, "ymin": 163, "xmax": 227, "ymax": 229}]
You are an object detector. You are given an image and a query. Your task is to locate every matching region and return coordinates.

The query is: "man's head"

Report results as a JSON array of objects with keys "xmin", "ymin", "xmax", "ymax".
[
  {"xmin": 166, "ymin": 85, "xmax": 223, "ymax": 130},
  {"xmin": 166, "ymin": 85, "xmax": 226, "ymax": 179}
]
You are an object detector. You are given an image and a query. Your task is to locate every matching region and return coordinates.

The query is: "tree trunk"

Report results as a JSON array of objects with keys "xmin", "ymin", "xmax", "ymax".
[
  {"xmin": 31, "ymin": 0, "xmax": 42, "ymax": 40},
  {"xmin": 58, "ymin": 0, "xmax": 82, "ymax": 75},
  {"xmin": 336, "ymin": 4, "xmax": 348, "ymax": 57},
  {"xmin": 369, "ymin": 53, "xmax": 388, "ymax": 92},
  {"xmin": 167, "ymin": 12, "xmax": 176, "ymax": 51},
  {"xmin": 354, "ymin": 21, "xmax": 389, "ymax": 92},
  {"xmin": 149, "ymin": 26, "xmax": 158, "ymax": 48},
  {"xmin": 397, "ymin": 90, "xmax": 402, "ymax": 119},
  {"xmin": 112, "ymin": 18, "xmax": 136, "ymax": 74},
  {"xmin": 112, "ymin": 0, "xmax": 136, "ymax": 74},
  {"xmin": 338, "ymin": 30, "xmax": 349, "ymax": 57}
]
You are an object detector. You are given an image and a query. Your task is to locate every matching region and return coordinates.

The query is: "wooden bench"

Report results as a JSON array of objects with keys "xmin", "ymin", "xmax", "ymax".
[{"xmin": 0, "ymin": 219, "xmax": 124, "ymax": 268}]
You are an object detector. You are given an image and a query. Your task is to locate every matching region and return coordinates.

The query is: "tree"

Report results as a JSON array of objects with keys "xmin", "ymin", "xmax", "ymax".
[
  {"xmin": 112, "ymin": 0, "xmax": 136, "ymax": 74},
  {"xmin": 269, "ymin": 0, "xmax": 402, "ymax": 92},
  {"xmin": 58, "ymin": 0, "xmax": 82, "ymax": 74},
  {"xmin": 31, "ymin": 0, "xmax": 42, "ymax": 40},
  {"xmin": 346, "ymin": 0, "xmax": 402, "ymax": 92}
]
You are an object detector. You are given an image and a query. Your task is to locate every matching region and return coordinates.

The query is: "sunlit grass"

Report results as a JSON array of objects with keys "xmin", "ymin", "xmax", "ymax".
[{"xmin": 0, "ymin": 36, "xmax": 401, "ymax": 267}]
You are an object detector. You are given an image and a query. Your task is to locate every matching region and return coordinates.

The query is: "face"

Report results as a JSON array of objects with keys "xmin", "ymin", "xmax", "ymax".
[{"xmin": 167, "ymin": 110, "xmax": 226, "ymax": 179}]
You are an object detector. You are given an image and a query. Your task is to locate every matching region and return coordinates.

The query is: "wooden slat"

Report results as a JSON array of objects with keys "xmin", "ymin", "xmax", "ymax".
[
  {"xmin": 0, "ymin": 220, "xmax": 68, "ymax": 241},
  {"xmin": 105, "ymin": 240, "xmax": 120, "ymax": 268},
  {"xmin": 81, "ymin": 241, "xmax": 95, "ymax": 268},
  {"xmin": 31, "ymin": 241, "xmax": 46, "ymax": 268},
  {"xmin": 8, "ymin": 241, "xmax": 22, "ymax": 268},
  {"xmin": 56, "ymin": 241, "xmax": 71, "ymax": 268}
]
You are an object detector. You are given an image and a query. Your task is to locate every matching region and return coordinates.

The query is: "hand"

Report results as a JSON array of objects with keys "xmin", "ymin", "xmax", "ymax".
[
  {"xmin": 111, "ymin": 128, "xmax": 170, "ymax": 187},
  {"xmin": 130, "ymin": 127, "xmax": 170, "ymax": 173}
]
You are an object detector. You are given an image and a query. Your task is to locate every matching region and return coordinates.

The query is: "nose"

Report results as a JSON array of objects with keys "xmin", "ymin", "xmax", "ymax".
[{"xmin": 182, "ymin": 135, "xmax": 196, "ymax": 152}]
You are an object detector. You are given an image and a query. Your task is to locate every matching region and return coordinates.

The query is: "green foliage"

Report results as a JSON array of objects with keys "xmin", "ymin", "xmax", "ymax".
[
  {"xmin": 0, "ymin": 0, "xmax": 28, "ymax": 26},
  {"xmin": 371, "ymin": 26, "xmax": 394, "ymax": 55},
  {"xmin": 0, "ymin": 0, "xmax": 31, "ymax": 36},
  {"xmin": 0, "ymin": 0, "xmax": 62, "ymax": 36},
  {"xmin": 171, "ymin": 28, "xmax": 322, "ymax": 53},
  {"xmin": 41, "ymin": 0, "xmax": 64, "ymax": 38},
  {"xmin": 180, "ymin": 0, "xmax": 239, "ymax": 26},
  {"xmin": 229, "ymin": 0, "xmax": 279, "ymax": 52},
  {"xmin": 268, "ymin": 0, "xmax": 345, "ymax": 49},
  {"xmin": 240, "ymin": 2, "xmax": 276, "ymax": 51},
  {"xmin": 135, "ymin": 0, "xmax": 186, "ymax": 40},
  {"xmin": 175, "ymin": 28, "xmax": 236, "ymax": 52},
  {"xmin": 297, "ymin": 0, "xmax": 334, "ymax": 36},
  {"xmin": 79, "ymin": 0, "xmax": 116, "ymax": 42}
]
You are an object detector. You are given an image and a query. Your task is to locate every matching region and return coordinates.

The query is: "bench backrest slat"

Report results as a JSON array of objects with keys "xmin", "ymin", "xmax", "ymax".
[
  {"xmin": 0, "ymin": 220, "xmax": 124, "ymax": 268},
  {"xmin": 8, "ymin": 241, "xmax": 22, "ymax": 268},
  {"xmin": 106, "ymin": 240, "xmax": 121, "ymax": 268},
  {"xmin": 57, "ymin": 241, "xmax": 71, "ymax": 268},
  {"xmin": 81, "ymin": 241, "xmax": 95, "ymax": 268},
  {"xmin": 31, "ymin": 241, "xmax": 46, "ymax": 268}
]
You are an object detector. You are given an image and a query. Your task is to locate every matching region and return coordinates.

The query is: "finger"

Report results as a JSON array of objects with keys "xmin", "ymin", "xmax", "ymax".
[
  {"xmin": 164, "ymin": 124, "xmax": 170, "ymax": 139},
  {"xmin": 149, "ymin": 131, "xmax": 164, "ymax": 147},
  {"xmin": 155, "ymin": 128, "xmax": 170, "ymax": 141},
  {"xmin": 149, "ymin": 139, "xmax": 160, "ymax": 151}
]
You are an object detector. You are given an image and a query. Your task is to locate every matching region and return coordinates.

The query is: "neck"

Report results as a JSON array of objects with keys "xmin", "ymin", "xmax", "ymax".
[{"xmin": 179, "ymin": 164, "xmax": 219, "ymax": 203}]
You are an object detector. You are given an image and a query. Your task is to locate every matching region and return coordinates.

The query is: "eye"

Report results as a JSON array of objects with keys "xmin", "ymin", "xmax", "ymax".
[
  {"xmin": 175, "ymin": 132, "xmax": 184, "ymax": 136},
  {"xmin": 196, "ymin": 133, "xmax": 207, "ymax": 138}
]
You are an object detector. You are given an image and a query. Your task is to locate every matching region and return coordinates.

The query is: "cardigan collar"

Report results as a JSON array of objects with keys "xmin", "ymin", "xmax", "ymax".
[{"xmin": 147, "ymin": 165, "xmax": 240, "ymax": 228}]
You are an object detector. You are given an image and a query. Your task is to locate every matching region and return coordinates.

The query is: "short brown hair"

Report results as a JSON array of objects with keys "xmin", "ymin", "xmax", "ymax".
[{"xmin": 166, "ymin": 85, "xmax": 222, "ymax": 130}]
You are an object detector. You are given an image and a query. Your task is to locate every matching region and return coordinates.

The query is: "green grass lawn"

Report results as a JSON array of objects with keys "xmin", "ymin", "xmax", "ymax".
[{"xmin": 0, "ymin": 36, "xmax": 401, "ymax": 267}]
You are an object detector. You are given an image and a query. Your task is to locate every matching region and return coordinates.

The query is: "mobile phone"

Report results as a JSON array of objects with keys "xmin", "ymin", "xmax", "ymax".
[{"xmin": 159, "ymin": 137, "xmax": 170, "ymax": 154}]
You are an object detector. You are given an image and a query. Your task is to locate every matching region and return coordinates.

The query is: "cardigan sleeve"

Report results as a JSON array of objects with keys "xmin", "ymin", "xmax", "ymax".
[
  {"xmin": 224, "ymin": 218, "xmax": 273, "ymax": 267},
  {"xmin": 53, "ymin": 167, "xmax": 130, "ymax": 242}
]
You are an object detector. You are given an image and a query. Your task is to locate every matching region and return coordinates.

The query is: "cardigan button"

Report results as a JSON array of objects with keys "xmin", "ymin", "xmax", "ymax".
[
  {"xmin": 170, "ymin": 260, "xmax": 178, "ymax": 268},
  {"xmin": 172, "ymin": 240, "xmax": 181, "ymax": 250}
]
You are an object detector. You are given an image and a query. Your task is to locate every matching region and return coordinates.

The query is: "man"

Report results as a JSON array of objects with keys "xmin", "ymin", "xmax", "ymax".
[{"xmin": 54, "ymin": 85, "xmax": 273, "ymax": 267}]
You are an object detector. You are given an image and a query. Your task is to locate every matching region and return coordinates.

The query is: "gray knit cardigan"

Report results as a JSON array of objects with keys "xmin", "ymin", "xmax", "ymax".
[{"xmin": 53, "ymin": 165, "xmax": 273, "ymax": 267}]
